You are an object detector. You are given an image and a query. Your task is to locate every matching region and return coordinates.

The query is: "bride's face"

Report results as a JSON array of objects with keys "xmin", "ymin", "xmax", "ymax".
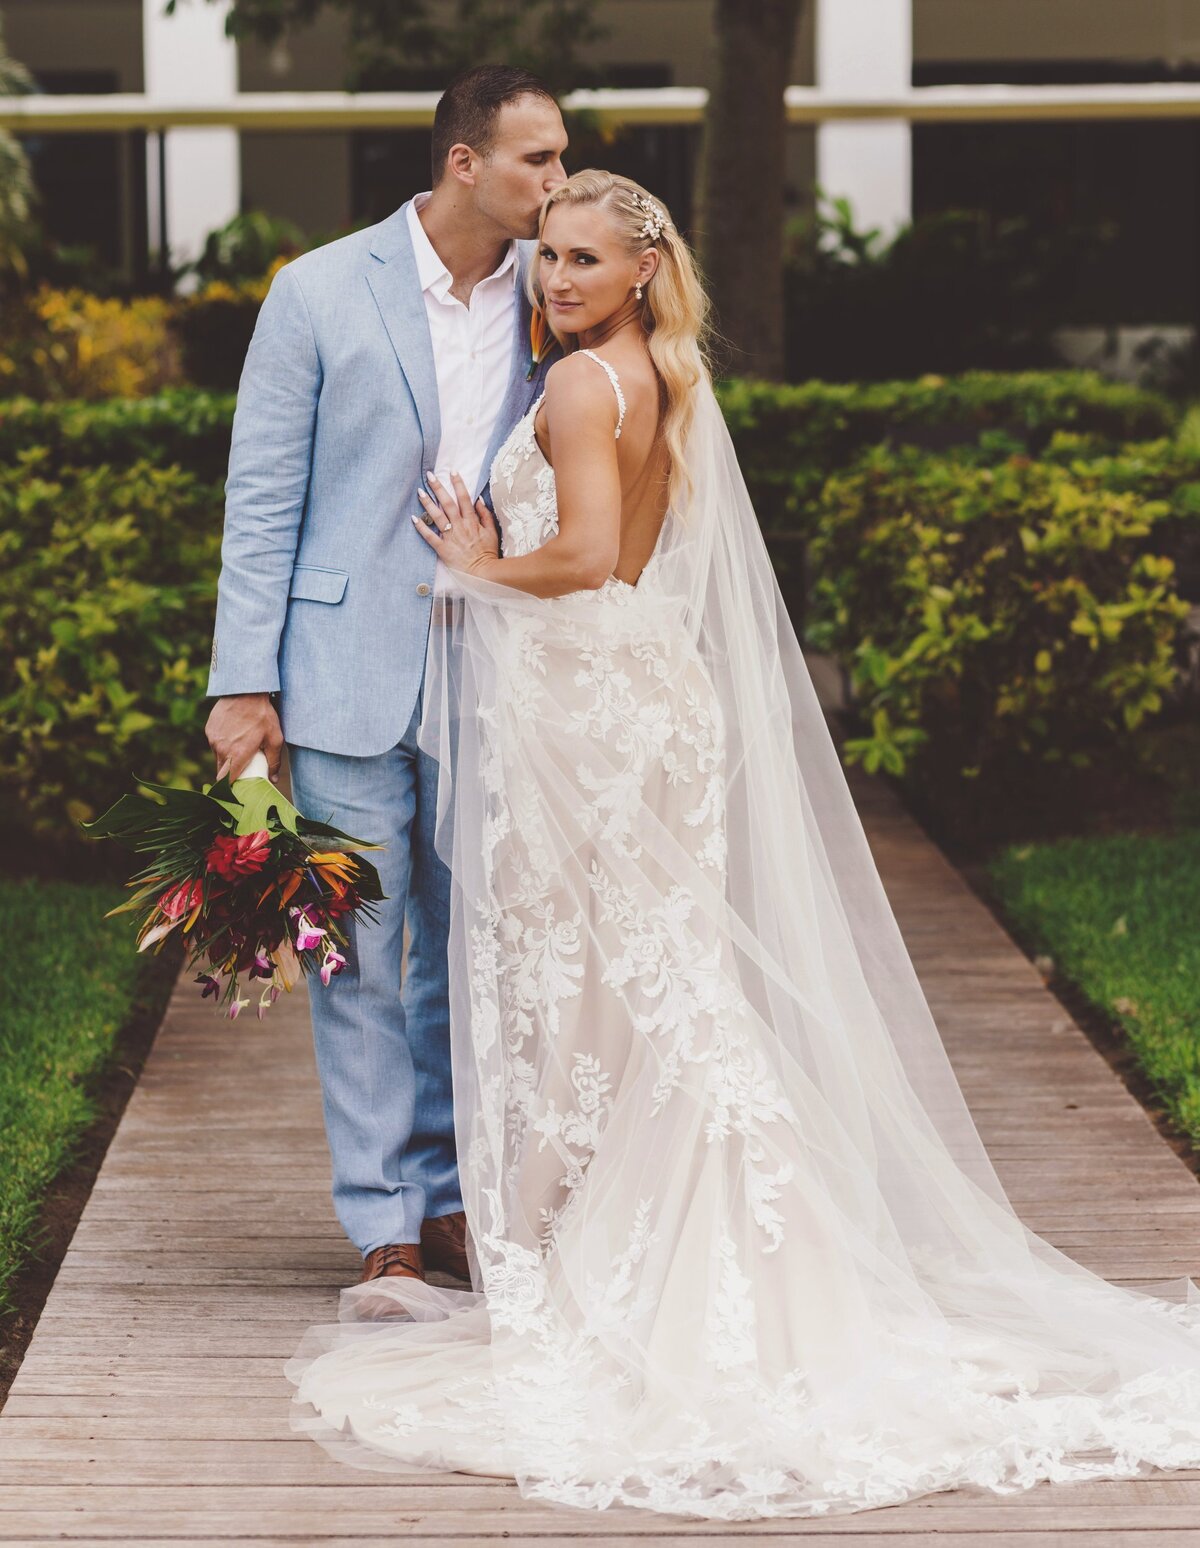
[{"xmin": 537, "ymin": 204, "xmax": 655, "ymax": 333}]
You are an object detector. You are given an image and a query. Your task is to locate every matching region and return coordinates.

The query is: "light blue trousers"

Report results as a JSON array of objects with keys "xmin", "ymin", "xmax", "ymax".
[{"xmin": 288, "ymin": 689, "xmax": 461, "ymax": 1256}]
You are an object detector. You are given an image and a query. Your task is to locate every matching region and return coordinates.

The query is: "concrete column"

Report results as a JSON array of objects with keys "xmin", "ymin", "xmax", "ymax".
[
  {"xmin": 815, "ymin": 0, "xmax": 912, "ymax": 239},
  {"xmin": 143, "ymin": 0, "xmax": 240, "ymax": 272}
]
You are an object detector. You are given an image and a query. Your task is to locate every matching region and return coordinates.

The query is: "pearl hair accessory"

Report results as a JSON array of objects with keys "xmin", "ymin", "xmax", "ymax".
[{"xmin": 633, "ymin": 191, "xmax": 670, "ymax": 243}]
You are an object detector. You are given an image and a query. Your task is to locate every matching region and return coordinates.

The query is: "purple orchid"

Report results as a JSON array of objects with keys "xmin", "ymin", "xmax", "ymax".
[
  {"xmin": 320, "ymin": 946, "xmax": 348, "ymax": 986},
  {"xmin": 195, "ymin": 972, "xmax": 221, "ymax": 1001},
  {"xmin": 290, "ymin": 904, "xmax": 327, "ymax": 953},
  {"xmin": 248, "ymin": 951, "xmax": 274, "ymax": 980}
]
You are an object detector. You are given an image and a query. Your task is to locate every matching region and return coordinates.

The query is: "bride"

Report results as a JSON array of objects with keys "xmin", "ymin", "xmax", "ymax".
[{"xmin": 285, "ymin": 169, "xmax": 1200, "ymax": 1519}]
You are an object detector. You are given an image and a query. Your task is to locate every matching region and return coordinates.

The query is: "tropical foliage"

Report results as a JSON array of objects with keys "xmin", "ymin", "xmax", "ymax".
[
  {"xmin": 1, "ymin": 288, "xmax": 179, "ymax": 400},
  {"xmin": 164, "ymin": 0, "xmax": 606, "ymax": 92},
  {"xmin": 0, "ymin": 453, "xmax": 223, "ymax": 845},
  {"xmin": 807, "ymin": 443, "xmax": 1189, "ymax": 795},
  {"xmin": 0, "ymin": 372, "xmax": 1193, "ymax": 849},
  {"xmin": 0, "ymin": 16, "xmax": 36, "ymax": 284}
]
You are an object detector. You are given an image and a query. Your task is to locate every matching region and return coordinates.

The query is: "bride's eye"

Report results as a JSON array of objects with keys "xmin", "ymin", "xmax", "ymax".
[{"xmin": 538, "ymin": 246, "xmax": 556, "ymax": 260}]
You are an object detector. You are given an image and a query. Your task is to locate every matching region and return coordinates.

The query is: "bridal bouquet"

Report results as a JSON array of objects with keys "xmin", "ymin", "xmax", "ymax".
[{"xmin": 83, "ymin": 753, "xmax": 385, "ymax": 1020}]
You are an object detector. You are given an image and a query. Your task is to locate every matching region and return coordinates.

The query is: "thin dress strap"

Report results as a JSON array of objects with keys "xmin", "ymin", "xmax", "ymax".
[{"xmin": 577, "ymin": 348, "xmax": 627, "ymax": 440}]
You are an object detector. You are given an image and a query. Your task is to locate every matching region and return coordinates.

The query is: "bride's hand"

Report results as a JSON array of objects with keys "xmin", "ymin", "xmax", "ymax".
[{"xmin": 411, "ymin": 472, "xmax": 499, "ymax": 575}]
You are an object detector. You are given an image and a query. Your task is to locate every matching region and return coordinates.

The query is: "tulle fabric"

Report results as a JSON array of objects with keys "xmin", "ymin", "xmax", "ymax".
[{"xmin": 285, "ymin": 381, "xmax": 1200, "ymax": 1519}]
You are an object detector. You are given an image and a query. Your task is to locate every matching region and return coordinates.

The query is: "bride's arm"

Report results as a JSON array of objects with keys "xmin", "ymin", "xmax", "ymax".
[{"xmin": 412, "ymin": 357, "xmax": 621, "ymax": 598}]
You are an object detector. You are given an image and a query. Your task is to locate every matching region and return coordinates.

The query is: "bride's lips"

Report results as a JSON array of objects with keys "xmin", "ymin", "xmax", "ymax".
[{"xmin": 548, "ymin": 300, "xmax": 582, "ymax": 311}]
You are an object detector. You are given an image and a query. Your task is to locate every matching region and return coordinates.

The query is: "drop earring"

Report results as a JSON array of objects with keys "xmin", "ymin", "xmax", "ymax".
[{"xmin": 635, "ymin": 281, "xmax": 644, "ymax": 301}]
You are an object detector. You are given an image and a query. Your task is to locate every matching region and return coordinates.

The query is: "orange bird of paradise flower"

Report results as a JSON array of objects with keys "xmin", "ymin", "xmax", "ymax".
[{"xmin": 527, "ymin": 304, "xmax": 550, "ymax": 380}]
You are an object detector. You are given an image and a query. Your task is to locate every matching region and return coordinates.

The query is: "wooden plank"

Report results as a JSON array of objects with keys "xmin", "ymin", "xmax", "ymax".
[
  {"xmin": 10, "ymin": 1479, "xmax": 1200, "ymax": 1511},
  {"xmin": 11, "ymin": 1502, "xmax": 1200, "ymax": 1536},
  {"xmin": 24, "ymin": 1288, "xmax": 334, "ymax": 1317},
  {"xmin": 1, "ymin": 1536, "xmax": 1142, "ymax": 1548},
  {"xmin": 4, "ymin": 1473, "xmax": 1200, "ymax": 1510}
]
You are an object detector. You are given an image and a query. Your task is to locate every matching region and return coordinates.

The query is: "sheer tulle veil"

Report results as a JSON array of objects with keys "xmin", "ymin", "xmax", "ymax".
[{"xmin": 284, "ymin": 374, "xmax": 1200, "ymax": 1519}]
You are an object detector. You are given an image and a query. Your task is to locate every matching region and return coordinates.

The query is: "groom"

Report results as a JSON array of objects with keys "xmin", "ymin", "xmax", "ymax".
[{"xmin": 204, "ymin": 65, "xmax": 567, "ymax": 1294}]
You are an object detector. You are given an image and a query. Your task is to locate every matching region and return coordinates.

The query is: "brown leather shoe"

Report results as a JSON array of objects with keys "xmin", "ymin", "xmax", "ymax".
[
  {"xmin": 359, "ymin": 1241, "xmax": 424, "ymax": 1284},
  {"xmin": 420, "ymin": 1210, "xmax": 471, "ymax": 1284}
]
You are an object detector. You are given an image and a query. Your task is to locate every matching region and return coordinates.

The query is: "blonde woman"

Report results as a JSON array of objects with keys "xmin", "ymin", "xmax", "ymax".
[{"xmin": 286, "ymin": 171, "xmax": 1200, "ymax": 1519}]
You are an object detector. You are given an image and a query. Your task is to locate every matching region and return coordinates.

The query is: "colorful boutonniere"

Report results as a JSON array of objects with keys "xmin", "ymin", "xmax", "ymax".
[{"xmin": 527, "ymin": 304, "xmax": 550, "ymax": 380}]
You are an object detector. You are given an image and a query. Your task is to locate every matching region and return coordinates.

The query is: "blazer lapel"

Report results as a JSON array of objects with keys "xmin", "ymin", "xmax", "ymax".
[{"xmin": 366, "ymin": 203, "xmax": 441, "ymax": 469}]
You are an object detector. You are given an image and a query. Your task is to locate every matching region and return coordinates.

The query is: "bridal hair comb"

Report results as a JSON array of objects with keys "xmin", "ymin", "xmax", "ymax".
[{"xmin": 633, "ymin": 192, "xmax": 670, "ymax": 243}]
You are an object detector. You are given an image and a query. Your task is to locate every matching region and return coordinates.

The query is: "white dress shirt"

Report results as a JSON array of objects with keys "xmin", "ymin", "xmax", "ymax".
[{"xmin": 407, "ymin": 193, "xmax": 517, "ymax": 600}]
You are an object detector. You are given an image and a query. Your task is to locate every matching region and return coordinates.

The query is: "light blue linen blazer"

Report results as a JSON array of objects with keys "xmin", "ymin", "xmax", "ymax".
[{"xmin": 206, "ymin": 198, "xmax": 555, "ymax": 756}]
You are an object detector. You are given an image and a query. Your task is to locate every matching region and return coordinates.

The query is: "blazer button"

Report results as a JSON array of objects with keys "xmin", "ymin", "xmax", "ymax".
[{"xmin": 416, "ymin": 582, "xmax": 431, "ymax": 597}]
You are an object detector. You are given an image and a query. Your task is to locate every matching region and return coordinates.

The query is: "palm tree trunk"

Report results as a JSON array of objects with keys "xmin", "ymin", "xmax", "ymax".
[{"xmin": 698, "ymin": 0, "xmax": 804, "ymax": 380}]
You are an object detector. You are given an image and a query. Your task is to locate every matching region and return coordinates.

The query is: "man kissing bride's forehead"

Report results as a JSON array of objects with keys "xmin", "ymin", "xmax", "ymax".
[
  {"xmin": 427, "ymin": 64, "xmax": 569, "ymax": 241},
  {"xmin": 204, "ymin": 60, "xmax": 1200, "ymax": 1525}
]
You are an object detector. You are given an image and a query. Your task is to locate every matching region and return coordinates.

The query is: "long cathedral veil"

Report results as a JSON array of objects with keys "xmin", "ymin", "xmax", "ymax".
[{"xmin": 285, "ymin": 378, "xmax": 1200, "ymax": 1519}]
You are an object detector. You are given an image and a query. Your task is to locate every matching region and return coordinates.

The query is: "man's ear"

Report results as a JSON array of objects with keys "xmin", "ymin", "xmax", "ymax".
[{"xmin": 447, "ymin": 143, "xmax": 477, "ymax": 188}]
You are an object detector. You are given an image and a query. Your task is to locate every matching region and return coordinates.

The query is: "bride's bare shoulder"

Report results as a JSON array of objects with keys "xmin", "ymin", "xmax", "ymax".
[{"xmin": 541, "ymin": 353, "xmax": 623, "ymax": 436}]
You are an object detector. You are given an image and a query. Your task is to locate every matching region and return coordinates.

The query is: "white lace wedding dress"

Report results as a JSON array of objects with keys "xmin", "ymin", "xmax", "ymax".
[{"xmin": 286, "ymin": 353, "xmax": 1200, "ymax": 1520}]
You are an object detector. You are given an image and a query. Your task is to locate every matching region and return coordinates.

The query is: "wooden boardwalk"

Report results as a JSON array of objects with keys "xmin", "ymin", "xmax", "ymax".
[{"xmin": 4, "ymin": 764, "xmax": 1200, "ymax": 1544}]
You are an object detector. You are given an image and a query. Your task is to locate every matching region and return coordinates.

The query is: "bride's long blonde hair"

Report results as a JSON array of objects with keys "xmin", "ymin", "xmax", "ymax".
[{"xmin": 529, "ymin": 169, "xmax": 712, "ymax": 509}]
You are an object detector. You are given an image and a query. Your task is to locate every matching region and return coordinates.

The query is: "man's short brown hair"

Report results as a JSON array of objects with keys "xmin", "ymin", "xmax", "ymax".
[{"xmin": 431, "ymin": 65, "xmax": 558, "ymax": 185}]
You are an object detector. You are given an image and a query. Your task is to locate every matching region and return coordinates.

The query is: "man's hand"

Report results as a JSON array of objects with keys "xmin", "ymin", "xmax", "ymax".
[{"xmin": 205, "ymin": 693, "xmax": 284, "ymax": 782}]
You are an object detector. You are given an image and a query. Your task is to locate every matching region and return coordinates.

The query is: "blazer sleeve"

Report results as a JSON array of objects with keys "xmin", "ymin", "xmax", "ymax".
[{"xmin": 206, "ymin": 262, "xmax": 322, "ymax": 697}]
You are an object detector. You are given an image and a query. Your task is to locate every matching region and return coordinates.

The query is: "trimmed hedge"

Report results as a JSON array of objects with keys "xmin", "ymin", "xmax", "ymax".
[
  {"xmin": 0, "ymin": 370, "xmax": 1191, "ymax": 848},
  {"xmin": 808, "ymin": 443, "xmax": 1189, "ymax": 798},
  {"xmin": 714, "ymin": 371, "xmax": 1179, "ymax": 536},
  {"xmin": 0, "ymin": 391, "xmax": 236, "ymax": 483},
  {"xmin": 0, "ymin": 451, "xmax": 222, "ymax": 845},
  {"xmin": 0, "ymin": 369, "xmax": 1177, "ymax": 511},
  {"xmin": 1037, "ymin": 433, "xmax": 1200, "ymax": 599}
]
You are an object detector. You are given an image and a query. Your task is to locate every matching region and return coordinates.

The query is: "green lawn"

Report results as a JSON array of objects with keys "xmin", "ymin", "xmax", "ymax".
[
  {"xmin": 0, "ymin": 877, "xmax": 155, "ymax": 1310},
  {"xmin": 988, "ymin": 829, "xmax": 1200, "ymax": 1144}
]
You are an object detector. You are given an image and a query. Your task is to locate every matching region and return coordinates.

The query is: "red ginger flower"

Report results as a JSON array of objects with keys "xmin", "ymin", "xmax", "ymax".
[
  {"xmin": 158, "ymin": 878, "xmax": 203, "ymax": 920},
  {"xmin": 206, "ymin": 829, "xmax": 271, "ymax": 881}
]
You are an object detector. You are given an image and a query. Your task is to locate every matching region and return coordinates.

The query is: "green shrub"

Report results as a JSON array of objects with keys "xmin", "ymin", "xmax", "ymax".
[
  {"xmin": 1038, "ymin": 433, "xmax": 1200, "ymax": 599},
  {"xmin": 173, "ymin": 270, "xmax": 276, "ymax": 391},
  {"xmin": 0, "ymin": 390, "xmax": 236, "ymax": 482},
  {"xmin": 714, "ymin": 371, "xmax": 1179, "ymax": 536},
  {"xmin": 0, "ymin": 451, "xmax": 222, "ymax": 847},
  {"xmin": 0, "ymin": 287, "xmax": 182, "ymax": 400},
  {"xmin": 0, "ymin": 370, "xmax": 1172, "ymax": 524},
  {"xmin": 808, "ymin": 445, "xmax": 1190, "ymax": 802},
  {"xmin": 783, "ymin": 200, "xmax": 1099, "ymax": 382},
  {"xmin": 186, "ymin": 212, "xmax": 307, "ymax": 287},
  {"xmin": 0, "ymin": 370, "xmax": 1187, "ymax": 848}
]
